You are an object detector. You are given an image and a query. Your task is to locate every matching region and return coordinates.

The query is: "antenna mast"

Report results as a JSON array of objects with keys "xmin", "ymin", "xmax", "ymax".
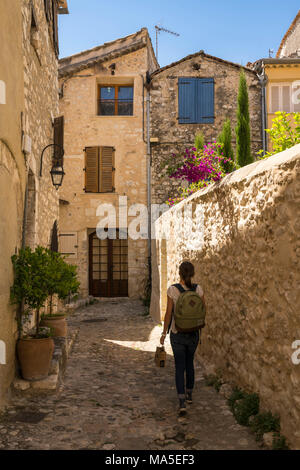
[{"xmin": 155, "ymin": 25, "xmax": 180, "ymax": 61}]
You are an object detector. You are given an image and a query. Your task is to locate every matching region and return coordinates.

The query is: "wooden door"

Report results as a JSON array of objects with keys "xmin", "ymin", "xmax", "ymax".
[{"xmin": 89, "ymin": 231, "xmax": 128, "ymax": 297}]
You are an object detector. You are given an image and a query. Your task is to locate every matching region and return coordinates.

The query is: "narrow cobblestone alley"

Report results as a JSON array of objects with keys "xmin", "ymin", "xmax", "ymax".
[{"xmin": 0, "ymin": 300, "xmax": 260, "ymax": 450}]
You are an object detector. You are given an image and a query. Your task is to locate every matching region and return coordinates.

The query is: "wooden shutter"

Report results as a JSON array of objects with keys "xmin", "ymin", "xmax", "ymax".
[
  {"xmin": 100, "ymin": 147, "xmax": 114, "ymax": 192},
  {"xmin": 293, "ymin": 84, "xmax": 300, "ymax": 112},
  {"xmin": 282, "ymin": 86, "xmax": 291, "ymax": 112},
  {"xmin": 197, "ymin": 78, "xmax": 214, "ymax": 123},
  {"xmin": 53, "ymin": 116, "xmax": 64, "ymax": 165},
  {"xmin": 178, "ymin": 78, "xmax": 196, "ymax": 124},
  {"xmin": 52, "ymin": 0, "xmax": 59, "ymax": 56},
  {"xmin": 85, "ymin": 147, "xmax": 99, "ymax": 192},
  {"xmin": 59, "ymin": 232, "xmax": 78, "ymax": 259},
  {"xmin": 271, "ymin": 86, "xmax": 280, "ymax": 113}
]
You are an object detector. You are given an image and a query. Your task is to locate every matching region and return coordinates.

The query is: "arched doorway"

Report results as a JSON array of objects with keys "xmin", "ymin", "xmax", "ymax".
[{"xmin": 89, "ymin": 231, "xmax": 128, "ymax": 297}]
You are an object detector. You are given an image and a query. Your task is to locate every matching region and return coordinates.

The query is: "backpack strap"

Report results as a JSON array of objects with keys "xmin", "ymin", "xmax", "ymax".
[
  {"xmin": 172, "ymin": 283, "xmax": 186, "ymax": 294},
  {"xmin": 173, "ymin": 283, "xmax": 197, "ymax": 293}
]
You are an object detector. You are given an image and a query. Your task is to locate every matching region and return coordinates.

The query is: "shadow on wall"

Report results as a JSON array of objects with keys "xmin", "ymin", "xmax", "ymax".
[{"xmin": 150, "ymin": 143, "xmax": 300, "ymax": 448}]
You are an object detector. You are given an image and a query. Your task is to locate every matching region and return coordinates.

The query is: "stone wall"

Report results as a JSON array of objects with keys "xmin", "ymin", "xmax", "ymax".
[
  {"xmin": 150, "ymin": 54, "xmax": 262, "ymax": 205},
  {"xmin": 0, "ymin": 0, "xmax": 64, "ymax": 410},
  {"xmin": 150, "ymin": 144, "xmax": 300, "ymax": 448},
  {"xmin": 22, "ymin": 0, "xmax": 60, "ymax": 248}
]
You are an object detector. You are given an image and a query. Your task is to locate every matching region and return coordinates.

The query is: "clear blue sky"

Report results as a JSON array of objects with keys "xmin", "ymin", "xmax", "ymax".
[{"xmin": 58, "ymin": 1, "xmax": 299, "ymax": 67}]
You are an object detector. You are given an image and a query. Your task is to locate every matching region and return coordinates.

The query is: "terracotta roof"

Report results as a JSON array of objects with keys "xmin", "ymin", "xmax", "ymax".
[
  {"xmin": 251, "ymin": 57, "xmax": 300, "ymax": 74},
  {"xmin": 151, "ymin": 50, "xmax": 257, "ymax": 78},
  {"xmin": 59, "ymin": 28, "xmax": 159, "ymax": 77},
  {"xmin": 276, "ymin": 10, "xmax": 300, "ymax": 58},
  {"xmin": 59, "ymin": 40, "xmax": 146, "ymax": 77}
]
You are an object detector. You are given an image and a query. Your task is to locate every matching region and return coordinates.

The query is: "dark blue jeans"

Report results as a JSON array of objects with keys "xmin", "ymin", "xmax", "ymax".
[{"xmin": 170, "ymin": 331, "xmax": 199, "ymax": 398}]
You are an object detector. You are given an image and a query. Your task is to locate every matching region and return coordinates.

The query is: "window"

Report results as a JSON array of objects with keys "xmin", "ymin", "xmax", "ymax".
[
  {"xmin": 270, "ymin": 83, "xmax": 300, "ymax": 113},
  {"xmin": 84, "ymin": 146, "xmax": 115, "ymax": 193},
  {"xmin": 98, "ymin": 86, "xmax": 134, "ymax": 115},
  {"xmin": 178, "ymin": 77, "xmax": 214, "ymax": 124}
]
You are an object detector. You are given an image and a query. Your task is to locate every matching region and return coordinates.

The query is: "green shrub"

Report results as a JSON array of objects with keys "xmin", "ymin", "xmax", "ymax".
[
  {"xmin": 258, "ymin": 111, "xmax": 300, "ymax": 159},
  {"xmin": 250, "ymin": 412, "xmax": 280, "ymax": 441},
  {"xmin": 194, "ymin": 132, "xmax": 204, "ymax": 151},
  {"xmin": 204, "ymin": 374, "xmax": 223, "ymax": 392},
  {"xmin": 233, "ymin": 393, "xmax": 260, "ymax": 426},
  {"xmin": 272, "ymin": 433, "xmax": 289, "ymax": 450},
  {"xmin": 228, "ymin": 387, "xmax": 246, "ymax": 412}
]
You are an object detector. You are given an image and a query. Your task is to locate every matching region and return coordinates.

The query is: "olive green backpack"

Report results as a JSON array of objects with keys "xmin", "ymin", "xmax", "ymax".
[{"xmin": 173, "ymin": 283, "xmax": 206, "ymax": 333}]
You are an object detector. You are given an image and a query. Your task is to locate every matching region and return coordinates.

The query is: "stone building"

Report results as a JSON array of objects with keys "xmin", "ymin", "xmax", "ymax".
[
  {"xmin": 58, "ymin": 29, "xmax": 158, "ymax": 299},
  {"xmin": 149, "ymin": 52, "xmax": 263, "ymax": 204},
  {"xmin": 0, "ymin": 0, "xmax": 68, "ymax": 409},
  {"xmin": 251, "ymin": 10, "xmax": 300, "ymax": 152},
  {"xmin": 277, "ymin": 10, "xmax": 300, "ymax": 59}
]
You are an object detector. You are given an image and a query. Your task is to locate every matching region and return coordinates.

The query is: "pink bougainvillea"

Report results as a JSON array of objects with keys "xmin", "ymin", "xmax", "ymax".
[{"xmin": 164, "ymin": 142, "xmax": 236, "ymax": 206}]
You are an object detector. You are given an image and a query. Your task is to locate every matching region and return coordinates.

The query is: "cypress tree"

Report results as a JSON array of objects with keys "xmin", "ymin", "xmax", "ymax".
[{"xmin": 236, "ymin": 70, "xmax": 253, "ymax": 167}]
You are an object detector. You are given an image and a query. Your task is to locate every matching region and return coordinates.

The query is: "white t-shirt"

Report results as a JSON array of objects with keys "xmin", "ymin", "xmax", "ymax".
[{"xmin": 166, "ymin": 283, "xmax": 204, "ymax": 334}]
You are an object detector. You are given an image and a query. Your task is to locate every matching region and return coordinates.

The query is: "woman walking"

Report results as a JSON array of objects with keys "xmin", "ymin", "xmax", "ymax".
[{"xmin": 160, "ymin": 261, "xmax": 205, "ymax": 414}]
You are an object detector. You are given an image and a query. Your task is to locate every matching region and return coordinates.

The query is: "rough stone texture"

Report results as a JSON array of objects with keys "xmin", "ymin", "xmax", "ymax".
[
  {"xmin": 22, "ymin": 0, "xmax": 61, "ymax": 249},
  {"xmin": 263, "ymin": 432, "xmax": 274, "ymax": 448},
  {"xmin": 150, "ymin": 54, "xmax": 262, "ymax": 204},
  {"xmin": 151, "ymin": 144, "xmax": 300, "ymax": 448},
  {"xmin": 0, "ymin": 0, "xmax": 64, "ymax": 410},
  {"xmin": 0, "ymin": 301, "xmax": 259, "ymax": 450},
  {"xmin": 58, "ymin": 30, "xmax": 158, "ymax": 298}
]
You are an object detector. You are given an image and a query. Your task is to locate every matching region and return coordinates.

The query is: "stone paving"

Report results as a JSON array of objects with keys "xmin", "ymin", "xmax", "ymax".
[{"xmin": 0, "ymin": 300, "xmax": 260, "ymax": 450}]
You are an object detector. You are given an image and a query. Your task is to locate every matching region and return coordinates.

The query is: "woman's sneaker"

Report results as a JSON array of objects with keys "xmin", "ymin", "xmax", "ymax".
[
  {"xmin": 186, "ymin": 391, "xmax": 193, "ymax": 404},
  {"xmin": 178, "ymin": 398, "xmax": 187, "ymax": 415}
]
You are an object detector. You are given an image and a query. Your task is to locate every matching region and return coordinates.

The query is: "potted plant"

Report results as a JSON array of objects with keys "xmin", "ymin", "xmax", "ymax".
[
  {"xmin": 11, "ymin": 247, "xmax": 55, "ymax": 381},
  {"xmin": 41, "ymin": 252, "xmax": 79, "ymax": 337}
]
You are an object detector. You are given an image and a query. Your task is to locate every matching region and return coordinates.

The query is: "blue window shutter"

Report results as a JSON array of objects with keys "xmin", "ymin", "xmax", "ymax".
[
  {"xmin": 178, "ymin": 78, "xmax": 196, "ymax": 124},
  {"xmin": 196, "ymin": 78, "xmax": 214, "ymax": 123}
]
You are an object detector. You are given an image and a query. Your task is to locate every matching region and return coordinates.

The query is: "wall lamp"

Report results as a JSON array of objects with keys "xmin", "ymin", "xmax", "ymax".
[{"xmin": 40, "ymin": 144, "xmax": 65, "ymax": 190}]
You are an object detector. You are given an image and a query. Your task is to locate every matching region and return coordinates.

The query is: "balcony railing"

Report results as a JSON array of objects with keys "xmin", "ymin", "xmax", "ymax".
[{"xmin": 98, "ymin": 99, "xmax": 133, "ymax": 116}]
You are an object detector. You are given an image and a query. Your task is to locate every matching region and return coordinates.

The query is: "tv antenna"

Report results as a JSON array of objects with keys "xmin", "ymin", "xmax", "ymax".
[
  {"xmin": 268, "ymin": 48, "xmax": 274, "ymax": 58},
  {"xmin": 155, "ymin": 25, "xmax": 180, "ymax": 61}
]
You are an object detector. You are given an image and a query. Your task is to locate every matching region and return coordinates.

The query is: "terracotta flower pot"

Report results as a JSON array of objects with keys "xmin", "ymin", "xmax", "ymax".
[
  {"xmin": 40, "ymin": 314, "xmax": 67, "ymax": 337},
  {"xmin": 17, "ymin": 337, "xmax": 54, "ymax": 381}
]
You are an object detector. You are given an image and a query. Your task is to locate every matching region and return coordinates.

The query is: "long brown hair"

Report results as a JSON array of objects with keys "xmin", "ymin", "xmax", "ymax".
[{"xmin": 179, "ymin": 261, "xmax": 195, "ymax": 289}]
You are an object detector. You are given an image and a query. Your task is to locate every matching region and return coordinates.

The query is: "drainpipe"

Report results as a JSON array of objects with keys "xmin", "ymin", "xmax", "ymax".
[
  {"xmin": 140, "ymin": 74, "xmax": 145, "ymax": 143},
  {"xmin": 146, "ymin": 81, "xmax": 152, "ymax": 283},
  {"xmin": 257, "ymin": 63, "xmax": 268, "ymax": 156}
]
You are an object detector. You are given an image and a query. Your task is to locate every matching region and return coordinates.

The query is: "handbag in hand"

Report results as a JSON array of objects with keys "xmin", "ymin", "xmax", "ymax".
[{"xmin": 155, "ymin": 346, "xmax": 166, "ymax": 368}]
